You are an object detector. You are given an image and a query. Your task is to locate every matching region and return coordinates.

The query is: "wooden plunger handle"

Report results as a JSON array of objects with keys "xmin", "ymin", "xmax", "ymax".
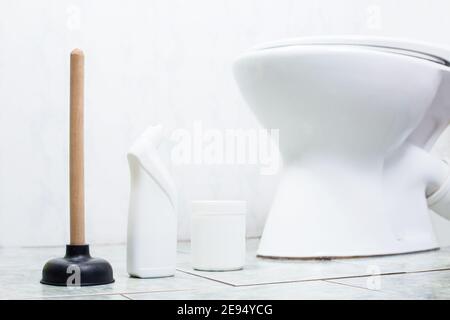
[{"xmin": 70, "ymin": 49, "xmax": 85, "ymax": 245}]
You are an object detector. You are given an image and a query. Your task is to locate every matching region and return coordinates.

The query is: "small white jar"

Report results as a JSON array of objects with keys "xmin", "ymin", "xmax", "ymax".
[{"xmin": 191, "ymin": 201, "xmax": 246, "ymax": 271}]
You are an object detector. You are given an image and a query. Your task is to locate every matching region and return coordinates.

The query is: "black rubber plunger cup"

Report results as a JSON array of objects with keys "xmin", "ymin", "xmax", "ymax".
[
  {"xmin": 41, "ymin": 49, "xmax": 114, "ymax": 286},
  {"xmin": 41, "ymin": 245, "xmax": 114, "ymax": 286}
]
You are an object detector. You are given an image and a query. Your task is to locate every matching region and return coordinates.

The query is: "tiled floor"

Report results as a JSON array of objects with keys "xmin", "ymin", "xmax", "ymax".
[{"xmin": 1, "ymin": 239, "xmax": 450, "ymax": 300}]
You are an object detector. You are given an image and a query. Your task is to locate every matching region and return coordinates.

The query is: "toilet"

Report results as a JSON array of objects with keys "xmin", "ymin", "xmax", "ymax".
[{"xmin": 233, "ymin": 36, "xmax": 450, "ymax": 258}]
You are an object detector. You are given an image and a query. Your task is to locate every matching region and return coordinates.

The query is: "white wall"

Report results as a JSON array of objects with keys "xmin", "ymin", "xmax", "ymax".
[{"xmin": 1, "ymin": 0, "xmax": 450, "ymax": 246}]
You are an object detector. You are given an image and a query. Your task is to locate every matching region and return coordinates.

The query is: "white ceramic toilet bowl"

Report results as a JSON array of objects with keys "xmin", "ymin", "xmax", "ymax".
[{"xmin": 233, "ymin": 37, "xmax": 450, "ymax": 258}]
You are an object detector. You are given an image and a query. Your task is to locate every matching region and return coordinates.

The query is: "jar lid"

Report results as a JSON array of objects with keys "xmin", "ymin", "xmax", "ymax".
[{"xmin": 191, "ymin": 201, "xmax": 247, "ymax": 216}]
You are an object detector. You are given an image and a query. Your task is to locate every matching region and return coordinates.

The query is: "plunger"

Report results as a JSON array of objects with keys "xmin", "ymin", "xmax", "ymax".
[{"xmin": 41, "ymin": 49, "xmax": 114, "ymax": 286}]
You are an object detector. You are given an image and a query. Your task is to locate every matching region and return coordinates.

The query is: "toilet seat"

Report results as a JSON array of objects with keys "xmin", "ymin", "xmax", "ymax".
[{"xmin": 253, "ymin": 36, "xmax": 450, "ymax": 66}]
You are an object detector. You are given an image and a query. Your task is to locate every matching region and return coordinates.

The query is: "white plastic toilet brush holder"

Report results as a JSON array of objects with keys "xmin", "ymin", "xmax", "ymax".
[{"xmin": 191, "ymin": 201, "xmax": 246, "ymax": 271}]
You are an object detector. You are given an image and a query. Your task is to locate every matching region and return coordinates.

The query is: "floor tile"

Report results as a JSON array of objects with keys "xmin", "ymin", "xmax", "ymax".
[
  {"xmin": 176, "ymin": 239, "xmax": 373, "ymax": 286},
  {"xmin": 326, "ymin": 269, "xmax": 450, "ymax": 299},
  {"xmin": 0, "ymin": 245, "xmax": 226, "ymax": 299},
  {"xmin": 177, "ymin": 239, "xmax": 450, "ymax": 287},
  {"xmin": 38, "ymin": 294, "xmax": 129, "ymax": 300},
  {"xmin": 125, "ymin": 279, "xmax": 396, "ymax": 300},
  {"xmin": 331, "ymin": 247, "xmax": 450, "ymax": 275},
  {"xmin": 3, "ymin": 239, "xmax": 450, "ymax": 299}
]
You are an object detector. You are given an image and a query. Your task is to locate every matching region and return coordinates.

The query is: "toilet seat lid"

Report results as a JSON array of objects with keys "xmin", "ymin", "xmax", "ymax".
[{"xmin": 253, "ymin": 36, "xmax": 450, "ymax": 66}]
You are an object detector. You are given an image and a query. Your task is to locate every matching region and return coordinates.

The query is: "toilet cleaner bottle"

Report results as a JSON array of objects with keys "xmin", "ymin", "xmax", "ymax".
[{"xmin": 127, "ymin": 125, "xmax": 177, "ymax": 278}]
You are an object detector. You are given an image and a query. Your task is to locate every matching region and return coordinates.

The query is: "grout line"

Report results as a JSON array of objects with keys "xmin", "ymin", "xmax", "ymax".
[
  {"xmin": 324, "ymin": 267, "xmax": 450, "ymax": 293},
  {"xmin": 403, "ymin": 267, "xmax": 450, "ymax": 275},
  {"xmin": 210, "ymin": 273, "xmax": 398, "ymax": 288},
  {"xmin": 176, "ymin": 267, "xmax": 450, "ymax": 289},
  {"xmin": 25, "ymin": 293, "xmax": 126, "ymax": 300},
  {"xmin": 323, "ymin": 279, "xmax": 383, "ymax": 292},
  {"xmin": 329, "ymin": 267, "xmax": 450, "ymax": 283},
  {"xmin": 323, "ymin": 276, "xmax": 403, "ymax": 297},
  {"xmin": 22, "ymin": 267, "xmax": 450, "ymax": 299},
  {"xmin": 176, "ymin": 269, "xmax": 237, "ymax": 287},
  {"xmin": 26, "ymin": 288, "xmax": 196, "ymax": 300},
  {"xmin": 120, "ymin": 294, "xmax": 133, "ymax": 300},
  {"xmin": 114, "ymin": 288, "xmax": 194, "ymax": 296},
  {"xmin": 122, "ymin": 288, "xmax": 197, "ymax": 299},
  {"xmin": 208, "ymin": 272, "xmax": 409, "ymax": 288}
]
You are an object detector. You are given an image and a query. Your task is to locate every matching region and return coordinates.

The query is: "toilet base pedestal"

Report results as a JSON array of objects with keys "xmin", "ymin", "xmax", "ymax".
[{"xmin": 257, "ymin": 164, "xmax": 440, "ymax": 259}]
